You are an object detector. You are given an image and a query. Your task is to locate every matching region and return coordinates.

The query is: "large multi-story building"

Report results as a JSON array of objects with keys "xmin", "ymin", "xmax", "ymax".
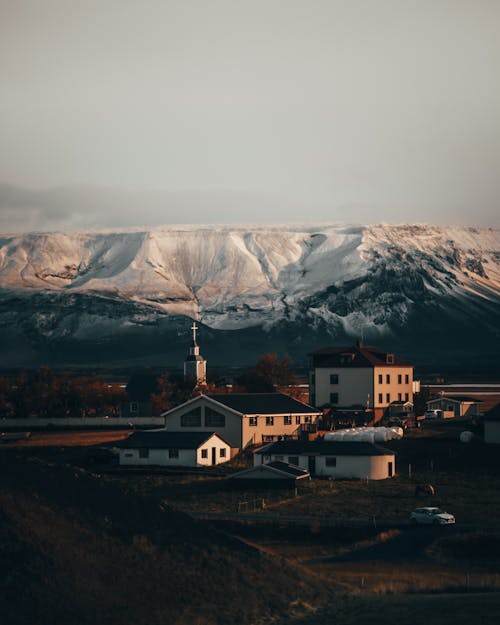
[{"xmin": 309, "ymin": 340, "xmax": 414, "ymax": 421}]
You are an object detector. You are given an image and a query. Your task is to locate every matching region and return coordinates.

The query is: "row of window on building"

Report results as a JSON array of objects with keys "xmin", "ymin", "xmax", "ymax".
[
  {"xmin": 180, "ymin": 410, "xmax": 314, "ymax": 427},
  {"xmin": 328, "ymin": 373, "xmax": 410, "ymax": 385},
  {"xmin": 329, "ymin": 392, "xmax": 410, "ymax": 404},
  {"xmin": 129, "ymin": 448, "xmax": 228, "ymax": 460}
]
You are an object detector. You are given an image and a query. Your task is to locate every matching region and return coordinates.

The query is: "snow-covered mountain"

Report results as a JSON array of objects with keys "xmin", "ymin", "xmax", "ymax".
[{"xmin": 0, "ymin": 224, "xmax": 499, "ymax": 369}]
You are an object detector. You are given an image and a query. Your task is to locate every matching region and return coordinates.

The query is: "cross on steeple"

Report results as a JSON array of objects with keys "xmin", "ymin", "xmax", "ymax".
[{"xmin": 191, "ymin": 322, "xmax": 198, "ymax": 344}]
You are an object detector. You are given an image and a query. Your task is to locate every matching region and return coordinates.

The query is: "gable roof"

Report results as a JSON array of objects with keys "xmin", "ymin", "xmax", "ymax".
[
  {"xmin": 228, "ymin": 461, "xmax": 310, "ymax": 480},
  {"xmin": 427, "ymin": 396, "xmax": 482, "ymax": 404},
  {"xmin": 207, "ymin": 392, "xmax": 320, "ymax": 415},
  {"xmin": 116, "ymin": 431, "xmax": 229, "ymax": 449},
  {"xmin": 483, "ymin": 403, "xmax": 500, "ymax": 422},
  {"xmin": 255, "ymin": 439, "xmax": 394, "ymax": 457},
  {"xmin": 309, "ymin": 344, "xmax": 411, "ymax": 368}
]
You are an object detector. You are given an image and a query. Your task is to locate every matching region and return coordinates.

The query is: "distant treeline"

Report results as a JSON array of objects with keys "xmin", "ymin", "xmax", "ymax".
[
  {"xmin": 0, "ymin": 368, "xmax": 126, "ymax": 419},
  {"xmin": 0, "ymin": 354, "xmax": 301, "ymax": 419}
]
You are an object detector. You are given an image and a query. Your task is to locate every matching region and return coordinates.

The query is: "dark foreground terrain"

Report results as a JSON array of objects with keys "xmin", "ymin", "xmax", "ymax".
[{"xmin": 2, "ymin": 430, "xmax": 500, "ymax": 625}]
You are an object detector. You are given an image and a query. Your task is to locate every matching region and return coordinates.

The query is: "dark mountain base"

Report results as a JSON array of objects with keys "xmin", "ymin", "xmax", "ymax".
[{"xmin": 1, "ymin": 291, "xmax": 499, "ymax": 372}]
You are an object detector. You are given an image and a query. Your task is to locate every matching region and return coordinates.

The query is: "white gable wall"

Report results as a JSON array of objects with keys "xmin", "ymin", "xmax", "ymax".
[{"xmin": 163, "ymin": 396, "xmax": 242, "ymax": 447}]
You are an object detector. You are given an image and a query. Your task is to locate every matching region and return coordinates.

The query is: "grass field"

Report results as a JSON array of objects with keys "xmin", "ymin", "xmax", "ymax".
[{"xmin": 3, "ymin": 425, "xmax": 500, "ymax": 624}]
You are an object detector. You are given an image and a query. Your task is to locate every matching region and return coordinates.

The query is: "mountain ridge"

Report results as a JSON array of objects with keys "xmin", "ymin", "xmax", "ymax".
[{"xmin": 1, "ymin": 223, "xmax": 499, "ymax": 369}]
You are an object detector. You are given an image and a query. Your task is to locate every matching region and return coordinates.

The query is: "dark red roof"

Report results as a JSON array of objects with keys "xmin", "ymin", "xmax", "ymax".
[{"xmin": 309, "ymin": 344, "xmax": 412, "ymax": 368}]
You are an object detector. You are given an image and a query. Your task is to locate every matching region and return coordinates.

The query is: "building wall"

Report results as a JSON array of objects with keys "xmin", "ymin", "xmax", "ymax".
[
  {"xmin": 373, "ymin": 366, "xmax": 413, "ymax": 411},
  {"xmin": 312, "ymin": 367, "xmax": 373, "ymax": 408},
  {"xmin": 256, "ymin": 452, "xmax": 395, "ymax": 480},
  {"xmin": 484, "ymin": 421, "xmax": 500, "ymax": 444},
  {"xmin": 118, "ymin": 436, "xmax": 230, "ymax": 466},
  {"xmin": 119, "ymin": 448, "xmax": 197, "ymax": 466},
  {"xmin": 163, "ymin": 397, "xmax": 242, "ymax": 447},
  {"xmin": 241, "ymin": 413, "xmax": 320, "ymax": 448}
]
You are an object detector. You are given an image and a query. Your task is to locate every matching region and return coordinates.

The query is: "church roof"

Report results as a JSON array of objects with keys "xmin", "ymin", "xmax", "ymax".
[{"xmin": 208, "ymin": 392, "xmax": 320, "ymax": 415}]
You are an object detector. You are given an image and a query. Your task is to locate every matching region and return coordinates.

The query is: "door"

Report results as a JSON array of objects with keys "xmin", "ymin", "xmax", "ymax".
[
  {"xmin": 388, "ymin": 461, "xmax": 393, "ymax": 477},
  {"xmin": 211, "ymin": 447, "xmax": 216, "ymax": 465},
  {"xmin": 308, "ymin": 456, "xmax": 316, "ymax": 475}
]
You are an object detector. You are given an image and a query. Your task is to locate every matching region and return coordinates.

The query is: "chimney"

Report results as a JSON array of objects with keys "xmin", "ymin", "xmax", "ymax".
[{"xmin": 356, "ymin": 338, "xmax": 364, "ymax": 348}]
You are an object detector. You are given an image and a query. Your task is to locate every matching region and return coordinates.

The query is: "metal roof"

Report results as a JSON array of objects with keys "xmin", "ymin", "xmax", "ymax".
[
  {"xmin": 116, "ymin": 431, "xmax": 228, "ymax": 449},
  {"xmin": 207, "ymin": 392, "xmax": 320, "ymax": 415},
  {"xmin": 255, "ymin": 439, "xmax": 395, "ymax": 456}
]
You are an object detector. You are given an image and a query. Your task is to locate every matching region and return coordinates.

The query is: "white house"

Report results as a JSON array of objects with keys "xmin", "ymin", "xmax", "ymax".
[
  {"xmin": 309, "ymin": 340, "xmax": 414, "ymax": 421},
  {"xmin": 161, "ymin": 393, "xmax": 321, "ymax": 449},
  {"xmin": 117, "ymin": 431, "xmax": 231, "ymax": 466},
  {"xmin": 254, "ymin": 439, "xmax": 396, "ymax": 480},
  {"xmin": 425, "ymin": 396, "xmax": 482, "ymax": 419},
  {"xmin": 483, "ymin": 403, "xmax": 500, "ymax": 444}
]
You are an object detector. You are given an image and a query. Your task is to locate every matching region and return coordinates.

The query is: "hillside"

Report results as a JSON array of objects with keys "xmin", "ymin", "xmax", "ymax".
[
  {"xmin": 0, "ymin": 224, "xmax": 499, "ymax": 369},
  {"xmin": 0, "ymin": 452, "xmax": 325, "ymax": 625}
]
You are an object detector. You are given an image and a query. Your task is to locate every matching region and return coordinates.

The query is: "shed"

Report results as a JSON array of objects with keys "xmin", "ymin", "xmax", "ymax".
[{"xmin": 227, "ymin": 461, "xmax": 310, "ymax": 488}]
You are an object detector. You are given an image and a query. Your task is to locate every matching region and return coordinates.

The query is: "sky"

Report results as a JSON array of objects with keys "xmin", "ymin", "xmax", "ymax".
[{"xmin": 1, "ymin": 0, "xmax": 499, "ymax": 232}]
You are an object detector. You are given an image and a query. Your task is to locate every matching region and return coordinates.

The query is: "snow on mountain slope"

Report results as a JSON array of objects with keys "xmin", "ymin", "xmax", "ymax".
[{"xmin": 0, "ymin": 224, "xmax": 498, "ymax": 330}]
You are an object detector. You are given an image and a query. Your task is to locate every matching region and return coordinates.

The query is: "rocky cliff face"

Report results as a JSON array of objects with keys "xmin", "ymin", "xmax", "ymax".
[{"xmin": 0, "ymin": 224, "xmax": 499, "ymax": 370}]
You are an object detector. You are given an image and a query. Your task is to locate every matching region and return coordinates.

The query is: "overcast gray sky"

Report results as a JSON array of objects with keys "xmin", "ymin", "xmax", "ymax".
[{"xmin": 1, "ymin": 0, "xmax": 499, "ymax": 232}]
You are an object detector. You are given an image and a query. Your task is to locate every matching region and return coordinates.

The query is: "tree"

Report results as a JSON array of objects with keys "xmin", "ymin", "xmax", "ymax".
[{"xmin": 238, "ymin": 353, "xmax": 298, "ymax": 392}]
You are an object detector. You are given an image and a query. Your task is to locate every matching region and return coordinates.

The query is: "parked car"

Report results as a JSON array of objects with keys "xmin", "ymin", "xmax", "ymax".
[{"xmin": 410, "ymin": 507, "xmax": 455, "ymax": 525}]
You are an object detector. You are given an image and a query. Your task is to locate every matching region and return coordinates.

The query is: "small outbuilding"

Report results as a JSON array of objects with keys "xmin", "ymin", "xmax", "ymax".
[
  {"xmin": 255, "ymin": 439, "xmax": 396, "ymax": 480},
  {"xmin": 116, "ymin": 431, "xmax": 231, "ymax": 467},
  {"xmin": 483, "ymin": 403, "xmax": 500, "ymax": 444},
  {"xmin": 227, "ymin": 461, "xmax": 310, "ymax": 488},
  {"xmin": 425, "ymin": 396, "xmax": 481, "ymax": 418}
]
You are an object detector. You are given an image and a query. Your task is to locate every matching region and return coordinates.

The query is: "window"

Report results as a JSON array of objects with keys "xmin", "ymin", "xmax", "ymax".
[
  {"xmin": 330, "ymin": 374, "xmax": 339, "ymax": 384},
  {"xmin": 274, "ymin": 455, "xmax": 284, "ymax": 461},
  {"xmin": 295, "ymin": 415, "xmax": 301, "ymax": 424},
  {"xmin": 130, "ymin": 402, "xmax": 138, "ymax": 413},
  {"xmin": 325, "ymin": 457, "xmax": 337, "ymax": 467},
  {"xmin": 404, "ymin": 393, "xmax": 409, "ymax": 401},
  {"xmin": 405, "ymin": 374, "xmax": 409, "ymax": 384},
  {"xmin": 265, "ymin": 416, "xmax": 274, "ymax": 426},
  {"xmin": 386, "ymin": 374, "xmax": 391, "ymax": 384},
  {"xmin": 249, "ymin": 416, "xmax": 258, "ymax": 426},
  {"xmin": 139, "ymin": 448, "xmax": 149, "ymax": 458},
  {"xmin": 201, "ymin": 449, "xmax": 208, "ymax": 459},
  {"xmin": 330, "ymin": 393, "xmax": 339, "ymax": 404},
  {"xmin": 169, "ymin": 449, "xmax": 179, "ymax": 458},
  {"xmin": 386, "ymin": 354, "xmax": 395, "ymax": 364},
  {"xmin": 284, "ymin": 415, "xmax": 292, "ymax": 425},
  {"xmin": 181, "ymin": 407, "xmax": 201, "ymax": 427},
  {"xmin": 386, "ymin": 393, "xmax": 390, "ymax": 403},
  {"xmin": 398, "ymin": 393, "xmax": 402, "ymax": 401},
  {"xmin": 398, "ymin": 374, "xmax": 402, "ymax": 384},
  {"xmin": 378, "ymin": 374, "xmax": 383, "ymax": 384},
  {"xmin": 204, "ymin": 408, "xmax": 225, "ymax": 427},
  {"xmin": 124, "ymin": 452, "xmax": 133, "ymax": 458},
  {"xmin": 340, "ymin": 353, "xmax": 354, "ymax": 364},
  {"xmin": 378, "ymin": 393, "xmax": 383, "ymax": 404},
  {"xmin": 219, "ymin": 448, "xmax": 226, "ymax": 458},
  {"xmin": 304, "ymin": 415, "xmax": 312, "ymax": 423},
  {"xmin": 288, "ymin": 456, "xmax": 299, "ymax": 466}
]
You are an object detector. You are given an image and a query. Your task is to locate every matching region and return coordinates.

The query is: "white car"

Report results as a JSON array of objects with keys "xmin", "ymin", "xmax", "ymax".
[{"xmin": 410, "ymin": 507, "xmax": 455, "ymax": 525}]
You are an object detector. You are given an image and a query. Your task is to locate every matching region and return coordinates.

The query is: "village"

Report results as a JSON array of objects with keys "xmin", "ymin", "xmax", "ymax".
[
  {"xmin": 2, "ymin": 324, "xmax": 500, "ymax": 625},
  {"xmin": 2, "ymin": 323, "xmax": 499, "ymax": 507}
]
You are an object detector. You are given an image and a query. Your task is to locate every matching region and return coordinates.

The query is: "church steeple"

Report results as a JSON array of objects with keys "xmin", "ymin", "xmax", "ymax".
[{"xmin": 184, "ymin": 321, "xmax": 207, "ymax": 387}]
